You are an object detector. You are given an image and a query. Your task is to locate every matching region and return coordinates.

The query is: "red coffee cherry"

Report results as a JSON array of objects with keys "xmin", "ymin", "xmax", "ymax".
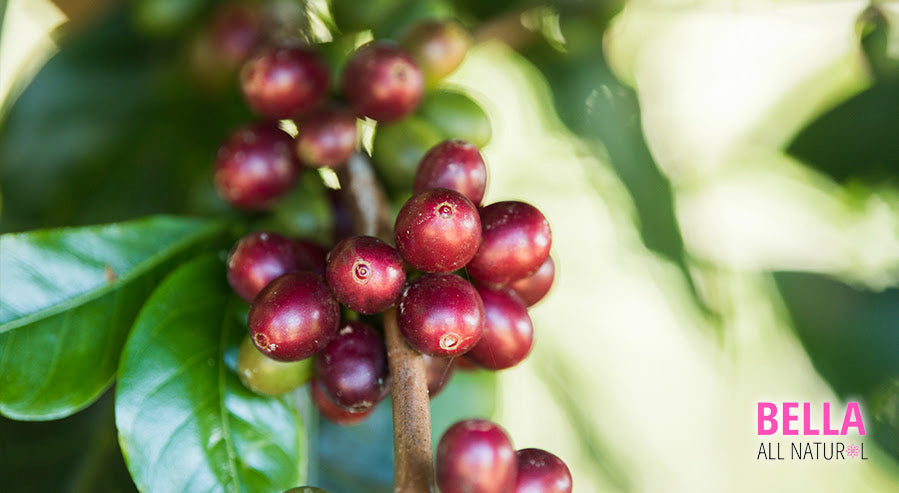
[
  {"xmin": 314, "ymin": 322, "xmax": 390, "ymax": 412},
  {"xmin": 248, "ymin": 272, "xmax": 340, "ymax": 361},
  {"xmin": 227, "ymin": 231, "xmax": 317, "ymax": 302},
  {"xmin": 214, "ymin": 123, "xmax": 299, "ymax": 209},
  {"xmin": 423, "ymin": 354, "xmax": 454, "ymax": 398},
  {"xmin": 466, "ymin": 285, "xmax": 533, "ymax": 370},
  {"xmin": 400, "ymin": 20, "xmax": 471, "ymax": 84},
  {"xmin": 436, "ymin": 419, "xmax": 517, "ymax": 493},
  {"xmin": 507, "ymin": 256, "xmax": 554, "ymax": 306},
  {"xmin": 397, "ymin": 273, "xmax": 484, "ymax": 357},
  {"xmin": 467, "ymin": 201, "xmax": 551, "ymax": 284},
  {"xmin": 295, "ymin": 107, "xmax": 358, "ymax": 168},
  {"xmin": 514, "ymin": 448, "xmax": 573, "ymax": 493},
  {"xmin": 413, "ymin": 139, "xmax": 487, "ymax": 205},
  {"xmin": 240, "ymin": 45, "xmax": 330, "ymax": 119},
  {"xmin": 209, "ymin": 1, "xmax": 263, "ymax": 66},
  {"xmin": 326, "ymin": 235, "xmax": 406, "ymax": 314},
  {"xmin": 394, "ymin": 188, "xmax": 481, "ymax": 273},
  {"xmin": 310, "ymin": 375, "xmax": 374, "ymax": 426},
  {"xmin": 341, "ymin": 41, "xmax": 423, "ymax": 122}
]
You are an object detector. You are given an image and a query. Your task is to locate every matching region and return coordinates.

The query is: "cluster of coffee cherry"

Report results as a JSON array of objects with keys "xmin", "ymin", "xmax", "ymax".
[{"xmin": 204, "ymin": 1, "xmax": 567, "ymax": 490}]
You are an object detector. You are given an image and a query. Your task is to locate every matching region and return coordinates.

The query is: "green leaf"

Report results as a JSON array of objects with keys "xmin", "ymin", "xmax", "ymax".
[
  {"xmin": 116, "ymin": 255, "xmax": 306, "ymax": 493},
  {"xmin": 0, "ymin": 390, "xmax": 137, "ymax": 493},
  {"xmin": 0, "ymin": 215, "xmax": 227, "ymax": 420},
  {"xmin": 774, "ymin": 272, "xmax": 899, "ymax": 397},
  {"xmin": 314, "ymin": 370, "xmax": 496, "ymax": 493},
  {"xmin": 787, "ymin": 81, "xmax": 899, "ymax": 182}
]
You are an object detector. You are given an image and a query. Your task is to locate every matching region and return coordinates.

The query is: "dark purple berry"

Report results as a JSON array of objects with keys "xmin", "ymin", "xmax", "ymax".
[
  {"xmin": 394, "ymin": 188, "xmax": 481, "ymax": 273},
  {"xmin": 414, "ymin": 140, "xmax": 487, "ymax": 205},
  {"xmin": 341, "ymin": 41, "xmax": 423, "ymax": 122},
  {"xmin": 326, "ymin": 236, "xmax": 406, "ymax": 314},
  {"xmin": 248, "ymin": 272, "xmax": 340, "ymax": 361},
  {"xmin": 292, "ymin": 239, "xmax": 328, "ymax": 277},
  {"xmin": 227, "ymin": 231, "xmax": 311, "ymax": 302},
  {"xmin": 397, "ymin": 274, "xmax": 484, "ymax": 357},
  {"xmin": 507, "ymin": 256, "xmax": 554, "ymax": 306},
  {"xmin": 214, "ymin": 123, "xmax": 299, "ymax": 209},
  {"xmin": 514, "ymin": 448, "xmax": 573, "ymax": 493},
  {"xmin": 241, "ymin": 45, "xmax": 330, "ymax": 119},
  {"xmin": 400, "ymin": 20, "xmax": 470, "ymax": 84},
  {"xmin": 310, "ymin": 375, "xmax": 373, "ymax": 425},
  {"xmin": 423, "ymin": 354, "xmax": 454, "ymax": 398},
  {"xmin": 436, "ymin": 419, "xmax": 517, "ymax": 493},
  {"xmin": 314, "ymin": 321, "xmax": 389, "ymax": 412},
  {"xmin": 296, "ymin": 107, "xmax": 358, "ymax": 168},
  {"xmin": 467, "ymin": 201, "xmax": 551, "ymax": 285},
  {"xmin": 466, "ymin": 285, "xmax": 533, "ymax": 370}
]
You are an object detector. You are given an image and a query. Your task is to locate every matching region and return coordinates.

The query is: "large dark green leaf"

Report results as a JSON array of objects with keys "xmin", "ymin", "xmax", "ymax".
[
  {"xmin": 774, "ymin": 272, "xmax": 899, "ymax": 397},
  {"xmin": 0, "ymin": 5, "xmax": 250, "ymax": 234},
  {"xmin": 0, "ymin": 389, "xmax": 137, "ymax": 493},
  {"xmin": 0, "ymin": 215, "xmax": 227, "ymax": 420},
  {"xmin": 116, "ymin": 255, "xmax": 306, "ymax": 493},
  {"xmin": 787, "ymin": 81, "xmax": 899, "ymax": 182},
  {"xmin": 314, "ymin": 370, "xmax": 496, "ymax": 493}
]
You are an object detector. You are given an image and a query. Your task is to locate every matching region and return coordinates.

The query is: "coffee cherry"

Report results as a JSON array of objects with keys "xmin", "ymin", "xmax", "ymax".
[
  {"xmin": 341, "ymin": 41, "xmax": 423, "ymax": 122},
  {"xmin": 413, "ymin": 140, "xmax": 487, "ymax": 205},
  {"xmin": 237, "ymin": 336, "xmax": 312, "ymax": 396},
  {"xmin": 310, "ymin": 376, "xmax": 374, "ymax": 425},
  {"xmin": 422, "ymin": 354, "xmax": 454, "ymax": 398},
  {"xmin": 314, "ymin": 322, "xmax": 390, "ymax": 412},
  {"xmin": 295, "ymin": 107, "xmax": 357, "ymax": 168},
  {"xmin": 507, "ymin": 256, "xmax": 554, "ymax": 306},
  {"xmin": 514, "ymin": 448, "xmax": 573, "ymax": 493},
  {"xmin": 467, "ymin": 201, "xmax": 552, "ymax": 285},
  {"xmin": 453, "ymin": 355, "xmax": 478, "ymax": 371},
  {"xmin": 394, "ymin": 189, "xmax": 481, "ymax": 273},
  {"xmin": 400, "ymin": 20, "xmax": 470, "ymax": 84},
  {"xmin": 326, "ymin": 236, "xmax": 406, "ymax": 314},
  {"xmin": 292, "ymin": 239, "xmax": 328, "ymax": 277},
  {"xmin": 418, "ymin": 89, "xmax": 492, "ymax": 148},
  {"xmin": 241, "ymin": 45, "xmax": 330, "ymax": 119},
  {"xmin": 214, "ymin": 123, "xmax": 299, "ymax": 209},
  {"xmin": 227, "ymin": 232, "xmax": 314, "ymax": 302},
  {"xmin": 436, "ymin": 419, "xmax": 517, "ymax": 493},
  {"xmin": 397, "ymin": 274, "xmax": 484, "ymax": 357},
  {"xmin": 372, "ymin": 116, "xmax": 443, "ymax": 192},
  {"xmin": 209, "ymin": 1, "xmax": 263, "ymax": 66},
  {"xmin": 248, "ymin": 272, "xmax": 340, "ymax": 361},
  {"xmin": 466, "ymin": 285, "xmax": 533, "ymax": 370}
]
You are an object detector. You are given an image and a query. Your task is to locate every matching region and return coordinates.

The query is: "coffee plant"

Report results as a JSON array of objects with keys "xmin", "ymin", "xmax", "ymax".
[{"xmin": 0, "ymin": 0, "xmax": 587, "ymax": 491}]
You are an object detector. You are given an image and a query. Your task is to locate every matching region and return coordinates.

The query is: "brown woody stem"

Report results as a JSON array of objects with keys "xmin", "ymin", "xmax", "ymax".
[{"xmin": 337, "ymin": 153, "xmax": 436, "ymax": 492}]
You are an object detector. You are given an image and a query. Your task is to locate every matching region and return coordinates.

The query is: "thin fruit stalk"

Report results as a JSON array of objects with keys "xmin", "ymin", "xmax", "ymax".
[{"xmin": 337, "ymin": 153, "xmax": 436, "ymax": 492}]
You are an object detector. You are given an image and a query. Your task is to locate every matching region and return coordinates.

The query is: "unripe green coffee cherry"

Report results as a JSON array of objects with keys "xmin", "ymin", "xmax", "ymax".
[
  {"xmin": 237, "ymin": 336, "xmax": 313, "ymax": 396},
  {"xmin": 372, "ymin": 116, "xmax": 443, "ymax": 192},
  {"xmin": 418, "ymin": 90, "xmax": 492, "ymax": 148}
]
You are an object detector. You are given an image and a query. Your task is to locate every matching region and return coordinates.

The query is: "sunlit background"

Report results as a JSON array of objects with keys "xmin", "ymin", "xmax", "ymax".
[{"xmin": 3, "ymin": 0, "xmax": 899, "ymax": 491}]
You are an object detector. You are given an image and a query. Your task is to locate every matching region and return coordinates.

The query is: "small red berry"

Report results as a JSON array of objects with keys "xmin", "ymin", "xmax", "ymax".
[
  {"xmin": 296, "ymin": 107, "xmax": 358, "ymax": 168},
  {"xmin": 248, "ymin": 272, "xmax": 340, "ymax": 361},
  {"xmin": 467, "ymin": 201, "xmax": 551, "ymax": 285},
  {"xmin": 214, "ymin": 123, "xmax": 299, "ymax": 209},
  {"xmin": 414, "ymin": 140, "xmax": 487, "ymax": 205},
  {"xmin": 341, "ymin": 41, "xmax": 423, "ymax": 122},
  {"xmin": 326, "ymin": 236, "xmax": 406, "ymax": 314},
  {"xmin": 436, "ymin": 419, "xmax": 517, "ymax": 493},
  {"xmin": 241, "ymin": 45, "xmax": 330, "ymax": 119},
  {"xmin": 310, "ymin": 375, "xmax": 374, "ymax": 426},
  {"xmin": 397, "ymin": 274, "xmax": 484, "ymax": 357},
  {"xmin": 466, "ymin": 285, "xmax": 533, "ymax": 370},
  {"xmin": 314, "ymin": 321, "xmax": 390, "ymax": 412},
  {"xmin": 507, "ymin": 256, "xmax": 554, "ymax": 306},
  {"xmin": 227, "ymin": 231, "xmax": 318, "ymax": 302},
  {"xmin": 394, "ymin": 188, "xmax": 481, "ymax": 273},
  {"xmin": 514, "ymin": 448, "xmax": 573, "ymax": 493}
]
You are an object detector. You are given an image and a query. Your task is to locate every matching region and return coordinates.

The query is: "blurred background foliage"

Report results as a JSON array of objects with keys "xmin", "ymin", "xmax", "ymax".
[{"xmin": 1, "ymin": 0, "xmax": 899, "ymax": 492}]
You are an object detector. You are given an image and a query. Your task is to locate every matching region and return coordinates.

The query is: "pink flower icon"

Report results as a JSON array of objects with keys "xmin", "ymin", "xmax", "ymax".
[{"xmin": 847, "ymin": 444, "xmax": 860, "ymax": 458}]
